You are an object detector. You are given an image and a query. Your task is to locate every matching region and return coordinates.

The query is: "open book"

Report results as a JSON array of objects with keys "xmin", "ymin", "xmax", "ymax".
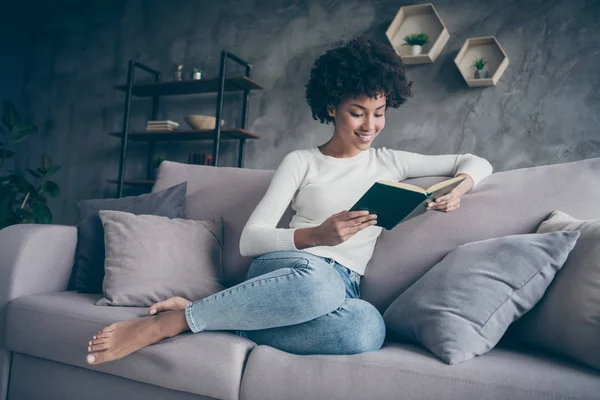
[{"xmin": 349, "ymin": 176, "xmax": 466, "ymax": 230}]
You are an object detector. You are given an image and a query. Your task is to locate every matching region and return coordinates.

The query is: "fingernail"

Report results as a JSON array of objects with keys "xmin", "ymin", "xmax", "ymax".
[
  {"xmin": 150, "ymin": 309, "xmax": 157, "ymax": 315},
  {"xmin": 362, "ymin": 211, "xmax": 369, "ymax": 215},
  {"xmin": 88, "ymin": 341, "xmax": 92, "ymax": 346},
  {"xmin": 93, "ymin": 336, "xmax": 96, "ymax": 340},
  {"xmin": 87, "ymin": 355, "xmax": 95, "ymax": 364},
  {"xmin": 88, "ymin": 346, "xmax": 91, "ymax": 352}
]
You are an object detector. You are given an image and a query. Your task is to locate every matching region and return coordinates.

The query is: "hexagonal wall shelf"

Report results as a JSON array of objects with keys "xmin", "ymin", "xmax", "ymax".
[
  {"xmin": 386, "ymin": 3, "xmax": 450, "ymax": 65},
  {"xmin": 454, "ymin": 36, "xmax": 509, "ymax": 87}
]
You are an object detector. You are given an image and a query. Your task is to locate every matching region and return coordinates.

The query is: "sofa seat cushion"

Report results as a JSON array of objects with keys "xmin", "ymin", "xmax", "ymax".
[
  {"xmin": 6, "ymin": 291, "xmax": 256, "ymax": 400},
  {"xmin": 240, "ymin": 341, "xmax": 600, "ymax": 400}
]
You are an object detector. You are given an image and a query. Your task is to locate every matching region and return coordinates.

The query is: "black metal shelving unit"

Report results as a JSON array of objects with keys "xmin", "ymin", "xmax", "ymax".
[{"xmin": 110, "ymin": 51, "xmax": 263, "ymax": 198}]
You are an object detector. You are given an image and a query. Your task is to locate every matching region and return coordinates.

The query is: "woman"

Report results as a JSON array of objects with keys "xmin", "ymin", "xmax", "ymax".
[{"xmin": 86, "ymin": 37, "xmax": 492, "ymax": 365}]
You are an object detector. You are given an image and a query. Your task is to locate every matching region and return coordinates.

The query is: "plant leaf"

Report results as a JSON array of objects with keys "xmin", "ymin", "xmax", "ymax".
[
  {"xmin": 42, "ymin": 180, "xmax": 60, "ymax": 197},
  {"xmin": 31, "ymin": 203, "xmax": 52, "ymax": 224},
  {"xmin": 27, "ymin": 168, "xmax": 41, "ymax": 178},
  {"xmin": 0, "ymin": 145, "xmax": 15, "ymax": 158},
  {"xmin": 46, "ymin": 165, "xmax": 61, "ymax": 175},
  {"xmin": 11, "ymin": 122, "xmax": 37, "ymax": 143},
  {"xmin": 29, "ymin": 191, "xmax": 47, "ymax": 204},
  {"xmin": 0, "ymin": 206, "xmax": 17, "ymax": 229},
  {"xmin": 2, "ymin": 100, "xmax": 21, "ymax": 129},
  {"xmin": 15, "ymin": 207, "xmax": 34, "ymax": 220}
]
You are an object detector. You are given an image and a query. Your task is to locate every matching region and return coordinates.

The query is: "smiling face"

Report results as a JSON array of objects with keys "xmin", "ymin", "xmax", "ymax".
[{"xmin": 326, "ymin": 94, "xmax": 386, "ymax": 156}]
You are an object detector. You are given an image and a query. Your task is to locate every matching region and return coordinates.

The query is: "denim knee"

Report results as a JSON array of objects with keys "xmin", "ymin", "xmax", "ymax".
[
  {"xmin": 338, "ymin": 301, "xmax": 386, "ymax": 354},
  {"xmin": 294, "ymin": 258, "xmax": 346, "ymax": 314},
  {"xmin": 247, "ymin": 253, "xmax": 346, "ymax": 316}
]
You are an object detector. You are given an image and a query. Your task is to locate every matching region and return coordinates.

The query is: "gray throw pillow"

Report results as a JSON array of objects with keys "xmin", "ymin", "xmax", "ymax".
[
  {"xmin": 75, "ymin": 182, "xmax": 187, "ymax": 293},
  {"xmin": 97, "ymin": 210, "xmax": 225, "ymax": 307},
  {"xmin": 510, "ymin": 211, "xmax": 600, "ymax": 370},
  {"xmin": 383, "ymin": 231, "xmax": 580, "ymax": 365}
]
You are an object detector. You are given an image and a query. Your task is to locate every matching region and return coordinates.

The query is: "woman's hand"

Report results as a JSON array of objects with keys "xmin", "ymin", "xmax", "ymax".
[
  {"xmin": 312, "ymin": 210, "xmax": 378, "ymax": 247},
  {"xmin": 427, "ymin": 173, "xmax": 474, "ymax": 213}
]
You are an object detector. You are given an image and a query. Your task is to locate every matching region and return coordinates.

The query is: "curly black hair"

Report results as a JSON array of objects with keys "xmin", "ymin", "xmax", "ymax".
[{"xmin": 305, "ymin": 37, "xmax": 412, "ymax": 124}]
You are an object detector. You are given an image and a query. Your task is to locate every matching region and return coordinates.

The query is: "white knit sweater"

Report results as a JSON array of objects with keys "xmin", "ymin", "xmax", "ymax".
[{"xmin": 239, "ymin": 147, "xmax": 493, "ymax": 275}]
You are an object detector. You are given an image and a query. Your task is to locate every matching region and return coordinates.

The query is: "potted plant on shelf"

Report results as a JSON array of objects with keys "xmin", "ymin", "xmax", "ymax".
[
  {"xmin": 191, "ymin": 68, "xmax": 203, "ymax": 80},
  {"xmin": 472, "ymin": 57, "xmax": 488, "ymax": 79},
  {"xmin": 403, "ymin": 33, "xmax": 429, "ymax": 56}
]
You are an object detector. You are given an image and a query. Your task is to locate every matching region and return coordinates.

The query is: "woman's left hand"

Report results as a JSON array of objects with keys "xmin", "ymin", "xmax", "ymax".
[{"xmin": 427, "ymin": 173, "xmax": 474, "ymax": 213}]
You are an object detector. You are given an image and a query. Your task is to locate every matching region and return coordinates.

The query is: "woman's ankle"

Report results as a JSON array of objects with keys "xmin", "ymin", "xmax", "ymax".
[{"xmin": 156, "ymin": 310, "xmax": 191, "ymax": 339}]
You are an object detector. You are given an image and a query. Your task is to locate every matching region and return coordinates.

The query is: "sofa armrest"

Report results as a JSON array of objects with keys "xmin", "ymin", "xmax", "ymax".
[
  {"xmin": 0, "ymin": 223, "xmax": 77, "ymax": 399},
  {"xmin": 0, "ymin": 224, "xmax": 77, "ymax": 300}
]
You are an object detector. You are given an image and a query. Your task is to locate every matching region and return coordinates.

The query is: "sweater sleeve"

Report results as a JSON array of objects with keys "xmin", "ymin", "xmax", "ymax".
[
  {"xmin": 239, "ymin": 151, "xmax": 305, "ymax": 257},
  {"xmin": 382, "ymin": 148, "xmax": 493, "ymax": 186}
]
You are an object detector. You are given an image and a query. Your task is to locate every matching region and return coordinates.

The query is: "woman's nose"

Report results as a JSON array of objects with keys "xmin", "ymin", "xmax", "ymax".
[{"xmin": 361, "ymin": 116, "xmax": 375, "ymax": 131}]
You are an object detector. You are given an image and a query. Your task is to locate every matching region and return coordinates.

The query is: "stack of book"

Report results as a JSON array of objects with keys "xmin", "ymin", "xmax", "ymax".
[{"xmin": 146, "ymin": 120, "xmax": 179, "ymax": 131}]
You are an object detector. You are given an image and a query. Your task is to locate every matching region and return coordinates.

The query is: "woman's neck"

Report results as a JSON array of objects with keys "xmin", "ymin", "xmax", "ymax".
[{"xmin": 318, "ymin": 137, "xmax": 363, "ymax": 159}]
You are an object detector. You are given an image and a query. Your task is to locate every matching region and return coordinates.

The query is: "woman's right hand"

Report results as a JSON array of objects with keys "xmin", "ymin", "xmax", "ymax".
[{"xmin": 312, "ymin": 210, "xmax": 378, "ymax": 247}]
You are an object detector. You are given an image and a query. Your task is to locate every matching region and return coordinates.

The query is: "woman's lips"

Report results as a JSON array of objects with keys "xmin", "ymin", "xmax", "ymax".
[{"xmin": 355, "ymin": 132, "xmax": 376, "ymax": 143}]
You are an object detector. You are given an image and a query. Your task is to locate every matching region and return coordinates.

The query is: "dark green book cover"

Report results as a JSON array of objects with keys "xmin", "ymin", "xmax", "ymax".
[{"xmin": 349, "ymin": 176, "xmax": 466, "ymax": 230}]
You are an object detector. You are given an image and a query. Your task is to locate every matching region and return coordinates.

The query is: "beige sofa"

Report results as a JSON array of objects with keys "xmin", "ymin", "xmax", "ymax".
[{"xmin": 1, "ymin": 157, "xmax": 600, "ymax": 400}]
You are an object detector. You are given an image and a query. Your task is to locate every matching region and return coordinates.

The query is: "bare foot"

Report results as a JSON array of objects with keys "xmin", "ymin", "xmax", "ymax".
[
  {"xmin": 86, "ymin": 310, "xmax": 189, "ymax": 365},
  {"xmin": 148, "ymin": 296, "xmax": 191, "ymax": 315}
]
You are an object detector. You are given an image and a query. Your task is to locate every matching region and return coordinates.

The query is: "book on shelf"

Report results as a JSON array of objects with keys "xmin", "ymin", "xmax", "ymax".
[
  {"xmin": 145, "ymin": 126, "xmax": 179, "ymax": 132},
  {"xmin": 147, "ymin": 120, "xmax": 179, "ymax": 126},
  {"xmin": 349, "ymin": 175, "xmax": 466, "ymax": 230},
  {"xmin": 145, "ymin": 120, "xmax": 179, "ymax": 130}
]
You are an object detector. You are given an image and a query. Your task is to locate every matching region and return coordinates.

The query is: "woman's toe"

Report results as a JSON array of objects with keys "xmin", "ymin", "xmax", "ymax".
[{"xmin": 89, "ymin": 343, "xmax": 109, "ymax": 352}]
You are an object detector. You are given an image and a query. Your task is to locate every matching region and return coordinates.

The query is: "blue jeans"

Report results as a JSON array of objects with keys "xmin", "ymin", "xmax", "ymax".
[{"xmin": 185, "ymin": 250, "xmax": 386, "ymax": 355}]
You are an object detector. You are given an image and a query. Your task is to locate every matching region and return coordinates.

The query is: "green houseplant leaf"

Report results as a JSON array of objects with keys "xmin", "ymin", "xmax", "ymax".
[
  {"xmin": 12, "ymin": 122, "xmax": 38, "ymax": 143},
  {"xmin": 0, "ymin": 99, "xmax": 61, "ymax": 229},
  {"xmin": 46, "ymin": 165, "xmax": 61, "ymax": 175},
  {"xmin": 27, "ymin": 168, "xmax": 41, "ymax": 178},
  {"xmin": 0, "ymin": 145, "xmax": 15, "ymax": 158},
  {"xmin": 14, "ymin": 208, "xmax": 35, "ymax": 223},
  {"xmin": 403, "ymin": 33, "xmax": 429, "ymax": 46},
  {"xmin": 41, "ymin": 180, "xmax": 60, "ymax": 197},
  {"xmin": 31, "ymin": 202, "xmax": 52, "ymax": 224}
]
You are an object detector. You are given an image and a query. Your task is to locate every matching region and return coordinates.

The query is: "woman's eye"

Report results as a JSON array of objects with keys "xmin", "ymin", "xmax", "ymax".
[
  {"xmin": 375, "ymin": 114, "xmax": 384, "ymax": 118},
  {"xmin": 351, "ymin": 113, "xmax": 362, "ymax": 117}
]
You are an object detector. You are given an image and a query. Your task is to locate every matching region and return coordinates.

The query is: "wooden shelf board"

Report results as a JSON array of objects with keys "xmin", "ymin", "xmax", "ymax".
[
  {"xmin": 386, "ymin": 3, "xmax": 450, "ymax": 65},
  {"xmin": 109, "ymin": 128, "xmax": 261, "ymax": 141},
  {"xmin": 114, "ymin": 76, "xmax": 264, "ymax": 97},
  {"xmin": 454, "ymin": 36, "xmax": 509, "ymax": 87},
  {"xmin": 106, "ymin": 179, "xmax": 155, "ymax": 187}
]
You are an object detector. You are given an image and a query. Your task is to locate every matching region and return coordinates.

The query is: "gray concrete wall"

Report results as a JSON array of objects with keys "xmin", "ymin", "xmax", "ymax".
[
  {"xmin": 15, "ymin": 0, "xmax": 600, "ymax": 225},
  {"xmin": 0, "ymin": 4, "xmax": 28, "ymax": 174}
]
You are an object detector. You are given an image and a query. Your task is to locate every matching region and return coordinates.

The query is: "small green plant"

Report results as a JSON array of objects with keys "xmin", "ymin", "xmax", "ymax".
[
  {"xmin": 192, "ymin": 68, "xmax": 201, "ymax": 73},
  {"xmin": 0, "ymin": 100, "xmax": 61, "ymax": 229},
  {"xmin": 472, "ymin": 57, "xmax": 487, "ymax": 70},
  {"xmin": 403, "ymin": 33, "xmax": 429, "ymax": 46}
]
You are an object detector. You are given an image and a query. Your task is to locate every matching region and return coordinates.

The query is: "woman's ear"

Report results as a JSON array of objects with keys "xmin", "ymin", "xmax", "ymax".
[{"xmin": 327, "ymin": 105, "xmax": 336, "ymax": 117}]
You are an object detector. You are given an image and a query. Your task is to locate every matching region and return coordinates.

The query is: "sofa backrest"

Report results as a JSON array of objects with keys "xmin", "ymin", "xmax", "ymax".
[
  {"xmin": 154, "ymin": 157, "xmax": 600, "ymax": 312},
  {"xmin": 153, "ymin": 162, "xmax": 290, "ymax": 287}
]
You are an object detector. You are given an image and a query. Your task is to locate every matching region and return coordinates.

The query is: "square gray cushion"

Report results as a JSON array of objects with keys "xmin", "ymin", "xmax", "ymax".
[
  {"xmin": 97, "ymin": 210, "xmax": 225, "ymax": 306},
  {"xmin": 75, "ymin": 182, "xmax": 187, "ymax": 293},
  {"xmin": 509, "ymin": 211, "xmax": 600, "ymax": 370},
  {"xmin": 383, "ymin": 231, "xmax": 580, "ymax": 365}
]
